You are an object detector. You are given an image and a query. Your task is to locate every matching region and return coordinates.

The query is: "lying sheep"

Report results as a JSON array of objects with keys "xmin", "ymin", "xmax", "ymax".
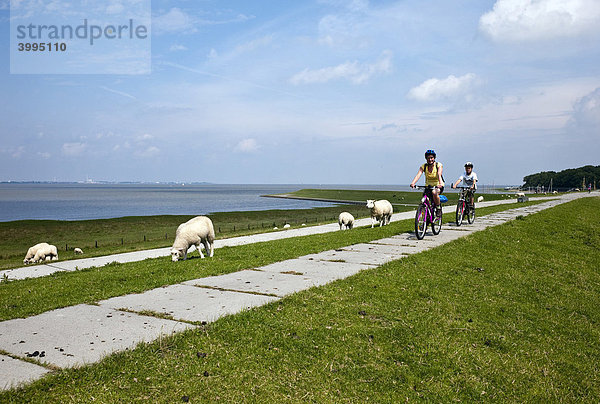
[
  {"xmin": 74, "ymin": 247, "xmax": 83, "ymax": 255},
  {"xmin": 171, "ymin": 216, "xmax": 215, "ymax": 262},
  {"xmin": 366, "ymin": 199, "xmax": 393, "ymax": 228},
  {"xmin": 338, "ymin": 212, "xmax": 354, "ymax": 230},
  {"xmin": 477, "ymin": 196, "xmax": 484, "ymax": 203},
  {"xmin": 23, "ymin": 243, "xmax": 58, "ymax": 264}
]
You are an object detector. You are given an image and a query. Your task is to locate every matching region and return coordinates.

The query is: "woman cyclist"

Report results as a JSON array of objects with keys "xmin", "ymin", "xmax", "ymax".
[
  {"xmin": 451, "ymin": 162, "xmax": 478, "ymax": 207},
  {"xmin": 410, "ymin": 149, "xmax": 445, "ymax": 217}
]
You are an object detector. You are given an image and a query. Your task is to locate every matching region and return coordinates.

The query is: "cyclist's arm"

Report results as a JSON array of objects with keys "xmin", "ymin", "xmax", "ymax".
[
  {"xmin": 437, "ymin": 165, "xmax": 444, "ymax": 187},
  {"xmin": 452, "ymin": 179, "xmax": 461, "ymax": 189},
  {"xmin": 410, "ymin": 166, "xmax": 424, "ymax": 187}
]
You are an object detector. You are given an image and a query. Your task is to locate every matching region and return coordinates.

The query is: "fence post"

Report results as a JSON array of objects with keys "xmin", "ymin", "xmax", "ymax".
[
  {"xmin": 144, "ymin": 235, "xmax": 146, "ymax": 242},
  {"xmin": 66, "ymin": 243, "xmax": 68, "ymax": 251},
  {"xmin": 95, "ymin": 241, "xmax": 98, "ymax": 248},
  {"xmin": 121, "ymin": 238, "xmax": 123, "ymax": 245}
]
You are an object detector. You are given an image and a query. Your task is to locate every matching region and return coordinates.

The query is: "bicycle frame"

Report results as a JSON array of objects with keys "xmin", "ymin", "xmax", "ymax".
[
  {"xmin": 455, "ymin": 186, "xmax": 475, "ymax": 226},
  {"xmin": 414, "ymin": 186, "xmax": 442, "ymax": 239}
]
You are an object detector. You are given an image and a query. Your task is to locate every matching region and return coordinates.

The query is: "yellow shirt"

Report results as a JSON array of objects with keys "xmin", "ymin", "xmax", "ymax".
[{"xmin": 421, "ymin": 162, "xmax": 443, "ymax": 186}]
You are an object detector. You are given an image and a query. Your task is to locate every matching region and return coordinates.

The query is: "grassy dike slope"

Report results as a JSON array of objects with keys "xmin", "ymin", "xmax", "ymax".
[{"xmin": 2, "ymin": 197, "xmax": 599, "ymax": 402}]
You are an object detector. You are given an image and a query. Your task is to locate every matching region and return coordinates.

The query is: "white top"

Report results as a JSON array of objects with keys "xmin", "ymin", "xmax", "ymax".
[{"xmin": 459, "ymin": 171, "xmax": 478, "ymax": 189}]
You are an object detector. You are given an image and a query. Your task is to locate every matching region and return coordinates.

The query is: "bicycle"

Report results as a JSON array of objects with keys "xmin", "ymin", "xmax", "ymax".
[
  {"xmin": 455, "ymin": 186, "xmax": 475, "ymax": 226},
  {"xmin": 414, "ymin": 186, "xmax": 446, "ymax": 240}
]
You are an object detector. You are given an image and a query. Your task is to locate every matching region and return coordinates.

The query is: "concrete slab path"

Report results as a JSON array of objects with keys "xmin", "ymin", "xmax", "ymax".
[{"xmin": 0, "ymin": 192, "xmax": 594, "ymax": 391}]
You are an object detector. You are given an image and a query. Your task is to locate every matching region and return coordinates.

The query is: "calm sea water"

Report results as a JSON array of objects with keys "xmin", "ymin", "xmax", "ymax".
[{"xmin": 0, "ymin": 183, "xmax": 408, "ymax": 222}]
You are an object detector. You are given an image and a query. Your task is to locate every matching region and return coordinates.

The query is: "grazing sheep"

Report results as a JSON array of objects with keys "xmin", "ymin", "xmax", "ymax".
[
  {"xmin": 170, "ymin": 216, "xmax": 215, "ymax": 262},
  {"xmin": 366, "ymin": 199, "xmax": 393, "ymax": 228},
  {"xmin": 23, "ymin": 243, "xmax": 58, "ymax": 264},
  {"xmin": 74, "ymin": 247, "xmax": 83, "ymax": 255},
  {"xmin": 283, "ymin": 224, "xmax": 291, "ymax": 229},
  {"xmin": 338, "ymin": 212, "xmax": 355, "ymax": 230},
  {"xmin": 477, "ymin": 196, "xmax": 484, "ymax": 203}
]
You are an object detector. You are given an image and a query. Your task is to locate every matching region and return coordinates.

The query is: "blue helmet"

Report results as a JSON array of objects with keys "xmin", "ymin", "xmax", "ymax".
[{"xmin": 425, "ymin": 149, "xmax": 436, "ymax": 158}]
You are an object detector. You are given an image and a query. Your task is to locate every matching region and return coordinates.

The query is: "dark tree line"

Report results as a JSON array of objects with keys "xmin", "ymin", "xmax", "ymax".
[{"xmin": 523, "ymin": 165, "xmax": 600, "ymax": 189}]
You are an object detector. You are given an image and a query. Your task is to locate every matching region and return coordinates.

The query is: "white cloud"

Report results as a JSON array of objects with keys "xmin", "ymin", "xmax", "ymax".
[
  {"xmin": 100, "ymin": 86, "xmax": 137, "ymax": 100},
  {"xmin": 290, "ymin": 50, "xmax": 392, "ymax": 85},
  {"xmin": 234, "ymin": 138, "xmax": 259, "ymax": 153},
  {"xmin": 170, "ymin": 44, "xmax": 188, "ymax": 52},
  {"xmin": 37, "ymin": 152, "xmax": 51, "ymax": 159},
  {"xmin": 10, "ymin": 146, "xmax": 25, "ymax": 159},
  {"xmin": 136, "ymin": 133, "xmax": 153, "ymax": 142},
  {"xmin": 480, "ymin": 0, "xmax": 600, "ymax": 42},
  {"xmin": 407, "ymin": 73, "xmax": 478, "ymax": 102},
  {"xmin": 153, "ymin": 8, "xmax": 196, "ymax": 34},
  {"xmin": 566, "ymin": 87, "xmax": 600, "ymax": 137},
  {"xmin": 153, "ymin": 8, "xmax": 253, "ymax": 34},
  {"xmin": 62, "ymin": 142, "xmax": 86, "ymax": 156},
  {"xmin": 135, "ymin": 146, "xmax": 160, "ymax": 158}
]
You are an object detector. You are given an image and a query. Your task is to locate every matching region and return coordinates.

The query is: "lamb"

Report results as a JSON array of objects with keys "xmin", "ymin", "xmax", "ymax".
[
  {"xmin": 338, "ymin": 212, "xmax": 354, "ymax": 230},
  {"xmin": 74, "ymin": 247, "xmax": 83, "ymax": 255},
  {"xmin": 170, "ymin": 216, "xmax": 215, "ymax": 262},
  {"xmin": 366, "ymin": 199, "xmax": 393, "ymax": 228},
  {"xmin": 23, "ymin": 243, "xmax": 58, "ymax": 264},
  {"xmin": 477, "ymin": 196, "xmax": 484, "ymax": 203}
]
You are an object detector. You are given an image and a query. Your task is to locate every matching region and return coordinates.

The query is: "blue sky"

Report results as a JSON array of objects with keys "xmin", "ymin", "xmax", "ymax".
[{"xmin": 1, "ymin": 0, "xmax": 599, "ymax": 185}]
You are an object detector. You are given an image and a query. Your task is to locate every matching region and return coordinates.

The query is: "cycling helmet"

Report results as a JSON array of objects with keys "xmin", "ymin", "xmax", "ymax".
[
  {"xmin": 464, "ymin": 162, "xmax": 473, "ymax": 168},
  {"xmin": 425, "ymin": 149, "xmax": 436, "ymax": 158}
]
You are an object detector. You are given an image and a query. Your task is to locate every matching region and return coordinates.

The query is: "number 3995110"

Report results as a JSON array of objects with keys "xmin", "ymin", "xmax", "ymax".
[{"xmin": 18, "ymin": 43, "xmax": 67, "ymax": 52}]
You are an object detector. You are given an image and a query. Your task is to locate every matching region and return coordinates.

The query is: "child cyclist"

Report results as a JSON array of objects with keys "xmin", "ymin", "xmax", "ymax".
[
  {"xmin": 451, "ymin": 162, "xmax": 478, "ymax": 207},
  {"xmin": 410, "ymin": 149, "xmax": 445, "ymax": 217}
]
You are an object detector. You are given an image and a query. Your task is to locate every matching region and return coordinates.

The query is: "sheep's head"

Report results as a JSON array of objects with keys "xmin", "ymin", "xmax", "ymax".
[
  {"xmin": 171, "ymin": 248, "xmax": 184, "ymax": 262},
  {"xmin": 366, "ymin": 200, "xmax": 375, "ymax": 209},
  {"xmin": 23, "ymin": 258, "xmax": 31, "ymax": 265}
]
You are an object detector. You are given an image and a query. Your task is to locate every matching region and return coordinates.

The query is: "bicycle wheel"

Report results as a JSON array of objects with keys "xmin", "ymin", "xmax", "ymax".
[
  {"xmin": 455, "ymin": 201, "xmax": 464, "ymax": 226},
  {"xmin": 467, "ymin": 204, "xmax": 475, "ymax": 224},
  {"xmin": 415, "ymin": 205, "xmax": 427, "ymax": 239},
  {"xmin": 432, "ymin": 207, "xmax": 442, "ymax": 235}
]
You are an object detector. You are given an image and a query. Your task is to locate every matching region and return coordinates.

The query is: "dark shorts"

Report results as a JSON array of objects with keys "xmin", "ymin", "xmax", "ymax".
[{"xmin": 424, "ymin": 186, "xmax": 444, "ymax": 199}]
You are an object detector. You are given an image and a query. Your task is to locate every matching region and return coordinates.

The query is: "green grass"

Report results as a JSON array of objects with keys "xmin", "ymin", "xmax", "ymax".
[
  {"xmin": 0, "ymin": 201, "xmax": 542, "ymax": 321},
  {"xmin": 1, "ymin": 197, "xmax": 597, "ymax": 402},
  {"xmin": 0, "ymin": 204, "xmax": 370, "ymax": 271},
  {"xmin": 0, "ymin": 188, "xmax": 529, "ymax": 271}
]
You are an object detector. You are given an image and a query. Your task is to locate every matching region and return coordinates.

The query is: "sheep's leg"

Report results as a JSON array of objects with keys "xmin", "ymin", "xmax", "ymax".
[
  {"xmin": 197, "ymin": 243, "xmax": 205, "ymax": 259},
  {"xmin": 371, "ymin": 217, "xmax": 375, "ymax": 228},
  {"xmin": 203, "ymin": 240, "xmax": 213, "ymax": 258}
]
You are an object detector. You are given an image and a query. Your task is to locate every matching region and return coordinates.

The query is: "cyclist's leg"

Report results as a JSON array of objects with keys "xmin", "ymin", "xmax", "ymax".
[{"xmin": 432, "ymin": 186, "xmax": 443, "ymax": 217}]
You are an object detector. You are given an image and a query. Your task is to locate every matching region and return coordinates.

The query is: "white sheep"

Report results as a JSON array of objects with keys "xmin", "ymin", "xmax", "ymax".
[
  {"xmin": 338, "ymin": 212, "xmax": 355, "ymax": 230},
  {"xmin": 74, "ymin": 247, "xmax": 83, "ymax": 255},
  {"xmin": 477, "ymin": 196, "xmax": 484, "ymax": 203},
  {"xmin": 170, "ymin": 216, "xmax": 215, "ymax": 262},
  {"xmin": 366, "ymin": 199, "xmax": 393, "ymax": 228},
  {"xmin": 283, "ymin": 224, "xmax": 291, "ymax": 229},
  {"xmin": 23, "ymin": 243, "xmax": 58, "ymax": 264}
]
